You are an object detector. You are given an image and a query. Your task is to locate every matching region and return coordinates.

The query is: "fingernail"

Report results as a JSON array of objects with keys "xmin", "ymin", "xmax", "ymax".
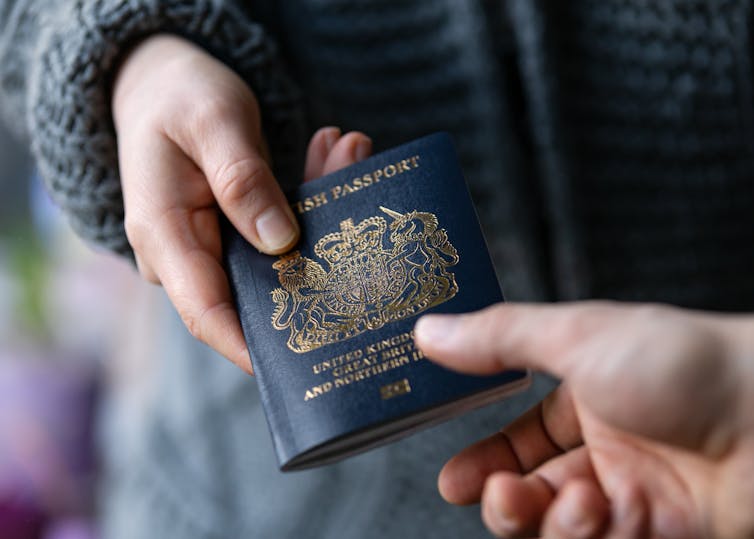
[
  {"xmin": 324, "ymin": 127, "xmax": 341, "ymax": 152},
  {"xmin": 256, "ymin": 206, "xmax": 298, "ymax": 253},
  {"xmin": 355, "ymin": 137, "xmax": 372, "ymax": 161},
  {"xmin": 414, "ymin": 315, "xmax": 461, "ymax": 347},
  {"xmin": 493, "ymin": 511, "xmax": 520, "ymax": 536},
  {"xmin": 483, "ymin": 497, "xmax": 520, "ymax": 536}
]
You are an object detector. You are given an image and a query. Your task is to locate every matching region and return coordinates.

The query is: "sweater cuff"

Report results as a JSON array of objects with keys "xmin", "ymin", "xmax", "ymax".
[{"xmin": 28, "ymin": 0, "xmax": 307, "ymax": 255}]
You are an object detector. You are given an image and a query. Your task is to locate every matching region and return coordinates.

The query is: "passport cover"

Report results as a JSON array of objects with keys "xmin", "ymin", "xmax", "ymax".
[{"xmin": 224, "ymin": 133, "xmax": 530, "ymax": 471}]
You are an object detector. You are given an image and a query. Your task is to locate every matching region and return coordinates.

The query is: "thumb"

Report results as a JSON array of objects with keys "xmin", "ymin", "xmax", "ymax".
[
  {"xmin": 413, "ymin": 303, "xmax": 609, "ymax": 378},
  {"xmin": 182, "ymin": 97, "xmax": 299, "ymax": 255},
  {"xmin": 415, "ymin": 302, "xmax": 739, "ymax": 454}
]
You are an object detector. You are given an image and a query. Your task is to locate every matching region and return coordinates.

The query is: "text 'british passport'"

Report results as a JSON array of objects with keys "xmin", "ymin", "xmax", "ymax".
[{"xmin": 224, "ymin": 133, "xmax": 530, "ymax": 471}]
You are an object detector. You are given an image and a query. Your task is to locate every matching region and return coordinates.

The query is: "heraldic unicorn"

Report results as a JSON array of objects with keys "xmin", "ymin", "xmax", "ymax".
[{"xmin": 270, "ymin": 207, "xmax": 460, "ymax": 353}]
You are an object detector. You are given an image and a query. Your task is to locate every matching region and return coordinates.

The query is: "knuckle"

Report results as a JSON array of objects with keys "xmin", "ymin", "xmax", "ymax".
[
  {"xmin": 477, "ymin": 303, "xmax": 512, "ymax": 337},
  {"xmin": 559, "ymin": 310, "xmax": 596, "ymax": 342},
  {"xmin": 180, "ymin": 301, "xmax": 234, "ymax": 347},
  {"xmin": 215, "ymin": 158, "xmax": 268, "ymax": 206},
  {"xmin": 124, "ymin": 215, "xmax": 151, "ymax": 254},
  {"xmin": 182, "ymin": 309, "xmax": 204, "ymax": 342},
  {"xmin": 558, "ymin": 300, "xmax": 619, "ymax": 340},
  {"xmin": 141, "ymin": 268, "xmax": 161, "ymax": 285},
  {"xmin": 145, "ymin": 275, "xmax": 161, "ymax": 285},
  {"xmin": 133, "ymin": 254, "xmax": 160, "ymax": 285},
  {"xmin": 486, "ymin": 303, "xmax": 510, "ymax": 323},
  {"xmin": 480, "ymin": 305, "xmax": 505, "ymax": 333},
  {"xmin": 189, "ymin": 94, "xmax": 239, "ymax": 135}
]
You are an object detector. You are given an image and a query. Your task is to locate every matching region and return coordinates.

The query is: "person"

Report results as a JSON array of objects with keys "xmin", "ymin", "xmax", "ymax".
[{"xmin": 1, "ymin": 1, "xmax": 753, "ymax": 538}]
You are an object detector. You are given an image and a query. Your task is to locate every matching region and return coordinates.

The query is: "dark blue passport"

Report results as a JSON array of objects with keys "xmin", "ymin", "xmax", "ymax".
[{"xmin": 224, "ymin": 133, "xmax": 529, "ymax": 470}]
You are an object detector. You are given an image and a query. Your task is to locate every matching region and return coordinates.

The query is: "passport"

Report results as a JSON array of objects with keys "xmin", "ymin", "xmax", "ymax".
[{"xmin": 224, "ymin": 133, "xmax": 530, "ymax": 471}]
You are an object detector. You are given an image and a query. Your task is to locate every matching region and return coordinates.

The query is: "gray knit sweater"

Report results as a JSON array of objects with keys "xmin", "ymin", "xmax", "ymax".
[{"xmin": 2, "ymin": 1, "xmax": 754, "ymax": 538}]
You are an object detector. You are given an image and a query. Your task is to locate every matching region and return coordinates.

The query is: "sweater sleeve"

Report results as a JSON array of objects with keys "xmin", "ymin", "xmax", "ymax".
[{"xmin": 0, "ymin": 0, "xmax": 307, "ymax": 255}]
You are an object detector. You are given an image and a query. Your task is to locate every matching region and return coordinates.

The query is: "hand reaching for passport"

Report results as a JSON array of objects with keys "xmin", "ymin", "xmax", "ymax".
[
  {"xmin": 111, "ymin": 35, "xmax": 371, "ymax": 373},
  {"xmin": 416, "ymin": 303, "xmax": 754, "ymax": 539}
]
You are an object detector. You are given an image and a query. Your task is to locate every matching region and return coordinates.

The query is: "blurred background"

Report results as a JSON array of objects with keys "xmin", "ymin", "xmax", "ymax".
[{"xmin": 0, "ymin": 119, "xmax": 156, "ymax": 539}]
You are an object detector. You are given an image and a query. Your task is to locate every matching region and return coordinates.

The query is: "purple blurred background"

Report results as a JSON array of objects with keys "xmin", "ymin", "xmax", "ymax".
[{"xmin": 0, "ymin": 118, "xmax": 147, "ymax": 539}]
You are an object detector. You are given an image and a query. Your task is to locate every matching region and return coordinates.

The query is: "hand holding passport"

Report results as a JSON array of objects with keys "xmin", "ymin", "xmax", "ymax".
[{"xmin": 224, "ymin": 133, "xmax": 529, "ymax": 470}]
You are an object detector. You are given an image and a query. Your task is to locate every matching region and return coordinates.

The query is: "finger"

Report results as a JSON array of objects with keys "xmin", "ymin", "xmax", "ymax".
[
  {"xmin": 481, "ymin": 471, "xmax": 555, "ymax": 538},
  {"xmin": 481, "ymin": 447, "xmax": 597, "ymax": 538},
  {"xmin": 439, "ymin": 432, "xmax": 525, "ymax": 506},
  {"xmin": 414, "ymin": 302, "xmax": 623, "ymax": 378},
  {"xmin": 120, "ymin": 131, "xmax": 207, "ymax": 288},
  {"xmin": 176, "ymin": 96, "xmax": 299, "ymax": 255},
  {"xmin": 321, "ymin": 131, "xmax": 372, "ymax": 174},
  {"xmin": 146, "ymin": 208, "xmax": 253, "ymax": 375},
  {"xmin": 604, "ymin": 484, "xmax": 648, "ymax": 539},
  {"xmin": 119, "ymin": 130, "xmax": 253, "ymax": 374},
  {"xmin": 439, "ymin": 386, "xmax": 582, "ymax": 505},
  {"xmin": 541, "ymin": 479, "xmax": 610, "ymax": 539},
  {"xmin": 305, "ymin": 126, "xmax": 341, "ymax": 182},
  {"xmin": 134, "ymin": 251, "xmax": 160, "ymax": 285}
]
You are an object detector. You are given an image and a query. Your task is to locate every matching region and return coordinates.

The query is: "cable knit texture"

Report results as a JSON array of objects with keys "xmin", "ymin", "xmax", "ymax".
[
  {"xmin": 507, "ymin": 0, "xmax": 754, "ymax": 308},
  {"xmin": 2, "ymin": 0, "xmax": 306, "ymax": 254},
  {"xmin": 2, "ymin": 1, "xmax": 754, "ymax": 538}
]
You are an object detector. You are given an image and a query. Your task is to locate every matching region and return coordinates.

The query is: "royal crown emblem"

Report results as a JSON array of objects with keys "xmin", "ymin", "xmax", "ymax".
[{"xmin": 270, "ymin": 207, "xmax": 459, "ymax": 353}]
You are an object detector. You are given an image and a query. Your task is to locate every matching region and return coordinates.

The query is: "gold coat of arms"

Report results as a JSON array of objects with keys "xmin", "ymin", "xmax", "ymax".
[{"xmin": 270, "ymin": 207, "xmax": 460, "ymax": 353}]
